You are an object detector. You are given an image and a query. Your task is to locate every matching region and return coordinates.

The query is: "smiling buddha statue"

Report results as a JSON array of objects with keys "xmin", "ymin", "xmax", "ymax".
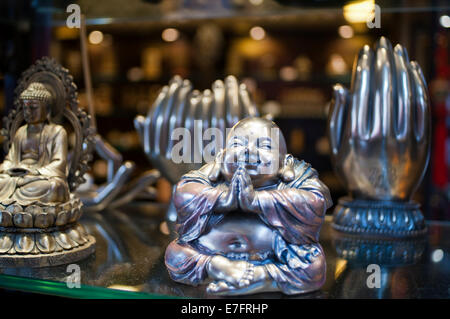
[
  {"xmin": 165, "ymin": 117, "xmax": 332, "ymax": 295},
  {"xmin": 0, "ymin": 82, "xmax": 70, "ymax": 206}
]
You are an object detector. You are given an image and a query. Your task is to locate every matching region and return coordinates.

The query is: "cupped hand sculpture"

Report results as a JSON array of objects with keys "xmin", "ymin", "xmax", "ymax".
[
  {"xmin": 328, "ymin": 37, "xmax": 431, "ymax": 237},
  {"xmin": 135, "ymin": 75, "xmax": 259, "ymax": 185},
  {"xmin": 134, "ymin": 75, "xmax": 259, "ymax": 223}
]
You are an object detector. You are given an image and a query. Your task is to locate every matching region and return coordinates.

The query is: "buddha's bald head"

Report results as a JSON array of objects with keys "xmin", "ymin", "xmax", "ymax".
[
  {"xmin": 220, "ymin": 117, "xmax": 288, "ymax": 188},
  {"xmin": 227, "ymin": 117, "xmax": 287, "ymax": 154}
]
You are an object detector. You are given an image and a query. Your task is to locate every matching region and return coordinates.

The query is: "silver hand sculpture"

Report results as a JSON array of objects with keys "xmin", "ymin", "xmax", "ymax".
[
  {"xmin": 135, "ymin": 75, "xmax": 258, "ymax": 223},
  {"xmin": 135, "ymin": 75, "xmax": 259, "ymax": 185},
  {"xmin": 77, "ymin": 134, "xmax": 160, "ymax": 212},
  {"xmin": 76, "ymin": 15, "xmax": 160, "ymax": 212},
  {"xmin": 328, "ymin": 37, "xmax": 431, "ymax": 236}
]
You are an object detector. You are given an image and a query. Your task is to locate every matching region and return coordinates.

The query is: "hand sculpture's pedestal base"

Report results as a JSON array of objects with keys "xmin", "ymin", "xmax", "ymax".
[
  {"xmin": 332, "ymin": 229, "xmax": 426, "ymax": 266},
  {"xmin": 0, "ymin": 198, "xmax": 96, "ymax": 267},
  {"xmin": 331, "ymin": 197, "xmax": 427, "ymax": 237}
]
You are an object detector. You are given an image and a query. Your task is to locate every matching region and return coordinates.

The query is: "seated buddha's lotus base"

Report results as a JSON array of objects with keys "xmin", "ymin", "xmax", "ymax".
[{"xmin": 0, "ymin": 197, "xmax": 96, "ymax": 267}]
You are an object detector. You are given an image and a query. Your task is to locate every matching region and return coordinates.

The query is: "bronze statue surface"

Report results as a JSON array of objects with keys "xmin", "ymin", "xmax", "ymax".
[
  {"xmin": 0, "ymin": 83, "xmax": 69, "ymax": 206},
  {"xmin": 0, "ymin": 57, "xmax": 95, "ymax": 267}
]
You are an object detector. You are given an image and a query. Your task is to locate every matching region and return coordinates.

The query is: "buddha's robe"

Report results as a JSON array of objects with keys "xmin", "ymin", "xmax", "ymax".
[
  {"xmin": 0, "ymin": 123, "xmax": 69, "ymax": 206},
  {"xmin": 165, "ymin": 158, "xmax": 332, "ymax": 294}
]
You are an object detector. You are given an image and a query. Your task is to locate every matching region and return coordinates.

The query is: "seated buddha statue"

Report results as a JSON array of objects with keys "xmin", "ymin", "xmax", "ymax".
[
  {"xmin": 0, "ymin": 82, "xmax": 70, "ymax": 207},
  {"xmin": 165, "ymin": 117, "xmax": 333, "ymax": 295}
]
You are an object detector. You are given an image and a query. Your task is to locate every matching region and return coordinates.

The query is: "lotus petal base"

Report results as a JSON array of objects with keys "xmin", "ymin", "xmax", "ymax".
[
  {"xmin": 0, "ymin": 223, "xmax": 95, "ymax": 268},
  {"xmin": 331, "ymin": 197, "xmax": 427, "ymax": 237}
]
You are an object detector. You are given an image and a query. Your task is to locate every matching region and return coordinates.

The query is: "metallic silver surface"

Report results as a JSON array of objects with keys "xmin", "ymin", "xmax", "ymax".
[
  {"xmin": 134, "ymin": 75, "xmax": 259, "ymax": 185},
  {"xmin": 77, "ymin": 134, "xmax": 160, "ymax": 211},
  {"xmin": 165, "ymin": 117, "xmax": 332, "ymax": 295},
  {"xmin": 0, "ymin": 57, "xmax": 95, "ymax": 266},
  {"xmin": 332, "ymin": 227, "xmax": 426, "ymax": 266},
  {"xmin": 328, "ymin": 37, "xmax": 431, "ymax": 236}
]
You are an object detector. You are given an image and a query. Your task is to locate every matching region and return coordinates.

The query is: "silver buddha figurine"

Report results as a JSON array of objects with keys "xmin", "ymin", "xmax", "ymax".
[
  {"xmin": 0, "ymin": 83, "xmax": 70, "ymax": 206},
  {"xmin": 165, "ymin": 117, "xmax": 332, "ymax": 295},
  {"xmin": 328, "ymin": 37, "xmax": 431, "ymax": 237},
  {"xmin": 0, "ymin": 57, "xmax": 95, "ymax": 267}
]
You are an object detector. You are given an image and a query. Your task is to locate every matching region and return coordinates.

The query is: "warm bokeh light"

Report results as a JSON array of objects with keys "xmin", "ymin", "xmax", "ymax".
[
  {"xmin": 127, "ymin": 67, "xmax": 144, "ymax": 82},
  {"xmin": 338, "ymin": 25, "xmax": 354, "ymax": 39},
  {"xmin": 440, "ymin": 15, "xmax": 450, "ymax": 28},
  {"xmin": 343, "ymin": 0, "xmax": 375, "ymax": 24},
  {"xmin": 88, "ymin": 30, "xmax": 104, "ymax": 45},
  {"xmin": 249, "ymin": 0, "xmax": 264, "ymax": 5},
  {"xmin": 279, "ymin": 66, "xmax": 298, "ymax": 81},
  {"xmin": 327, "ymin": 54, "xmax": 348, "ymax": 75},
  {"xmin": 249, "ymin": 26, "xmax": 266, "ymax": 40},
  {"xmin": 162, "ymin": 28, "xmax": 179, "ymax": 42}
]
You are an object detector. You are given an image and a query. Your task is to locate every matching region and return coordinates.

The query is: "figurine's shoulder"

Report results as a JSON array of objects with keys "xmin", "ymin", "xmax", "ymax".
[
  {"xmin": 281, "ymin": 158, "xmax": 318, "ymax": 188},
  {"xmin": 180, "ymin": 162, "xmax": 214, "ymax": 183},
  {"xmin": 44, "ymin": 123, "xmax": 67, "ymax": 136},
  {"xmin": 16, "ymin": 125, "xmax": 27, "ymax": 135},
  {"xmin": 292, "ymin": 158, "xmax": 314, "ymax": 176}
]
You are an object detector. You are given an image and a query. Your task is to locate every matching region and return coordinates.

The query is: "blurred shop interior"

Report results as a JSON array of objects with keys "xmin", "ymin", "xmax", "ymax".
[{"xmin": 0, "ymin": 0, "xmax": 449, "ymax": 220}]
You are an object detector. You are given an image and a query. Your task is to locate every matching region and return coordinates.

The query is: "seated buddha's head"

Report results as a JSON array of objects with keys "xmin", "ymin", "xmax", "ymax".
[
  {"xmin": 19, "ymin": 82, "xmax": 53, "ymax": 124},
  {"xmin": 213, "ymin": 117, "xmax": 294, "ymax": 188}
]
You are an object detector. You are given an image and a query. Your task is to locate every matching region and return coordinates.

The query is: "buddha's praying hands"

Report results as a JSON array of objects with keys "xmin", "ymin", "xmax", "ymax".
[{"xmin": 165, "ymin": 117, "xmax": 332, "ymax": 295}]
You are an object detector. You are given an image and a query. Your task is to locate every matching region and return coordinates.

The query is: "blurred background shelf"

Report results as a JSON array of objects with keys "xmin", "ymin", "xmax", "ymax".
[{"xmin": 0, "ymin": 0, "xmax": 449, "ymax": 220}]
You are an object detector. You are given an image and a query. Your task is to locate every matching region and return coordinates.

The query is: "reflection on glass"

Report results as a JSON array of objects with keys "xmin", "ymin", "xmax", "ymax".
[{"xmin": 330, "ymin": 225, "xmax": 427, "ymax": 298}]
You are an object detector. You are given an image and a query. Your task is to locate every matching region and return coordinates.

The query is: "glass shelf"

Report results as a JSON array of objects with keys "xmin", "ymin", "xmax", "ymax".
[{"xmin": 0, "ymin": 203, "xmax": 449, "ymax": 299}]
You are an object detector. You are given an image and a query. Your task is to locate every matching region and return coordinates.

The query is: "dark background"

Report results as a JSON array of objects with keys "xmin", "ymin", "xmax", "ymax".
[{"xmin": 0, "ymin": 0, "xmax": 449, "ymax": 220}]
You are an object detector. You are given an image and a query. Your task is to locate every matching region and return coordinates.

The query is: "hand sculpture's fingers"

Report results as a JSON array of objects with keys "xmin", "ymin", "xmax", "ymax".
[
  {"xmin": 134, "ymin": 115, "xmax": 145, "ymax": 143},
  {"xmin": 202, "ymin": 89, "xmax": 214, "ymax": 161},
  {"xmin": 145, "ymin": 85, "xmax": 168, "ymax": 157},
  {"xmin": 193, "ymin": 90, "xmax": 207, "ymax": 164},
  {"xmin": 409, "ymin": 61, "xmax": 430, "ymax": 142},
  {"xmin": 159, "ymin": 76, "xmax": 183, "ymax": 157},
  {"xmin": 373, "ymin": 37, "xmax": 396, "ymax": 138},
  {"xmin": 328, "ymin": 84, "xmax": 349, "ymax": 155},
  {"xmin": 393, "ymin": 44, "xmax": 412, "ymax": 141},
  {"xmin": 351, "ymin": 44, "xmax": 373, "ymax": 140},
  {"xmin": 212, "ymin": 78, "xmax": 226, "ymax": 139},
  {"xmin": 224, "ymin": 75, "xmax": 240, "ymax": 127},
  {"xmin": 166, "ymin": 79, "xmax": 192, "ymax": 158},
  {"xmin": 239, "ymin": 82, "xmax": 258, "ymax": 118}
]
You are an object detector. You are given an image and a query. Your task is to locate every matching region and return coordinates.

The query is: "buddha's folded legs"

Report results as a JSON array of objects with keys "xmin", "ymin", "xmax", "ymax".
[
  {"xmin": 165, "ymin": 239, "xmax": 326, "ymax": 295},
  {"xmin": 265, "ymin": 245, "xmax": 326, "ymax": 295},
  {"xmin": 9, "ymin": 176, "xmax": 69, "ymax": 206},
  {"xmin": 0, "ymin": 174, "xmax": 18, "ymax": 204},
  {"xmin": 165, "ymin": 240, "xmax": 213, "ymax": 286}
]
